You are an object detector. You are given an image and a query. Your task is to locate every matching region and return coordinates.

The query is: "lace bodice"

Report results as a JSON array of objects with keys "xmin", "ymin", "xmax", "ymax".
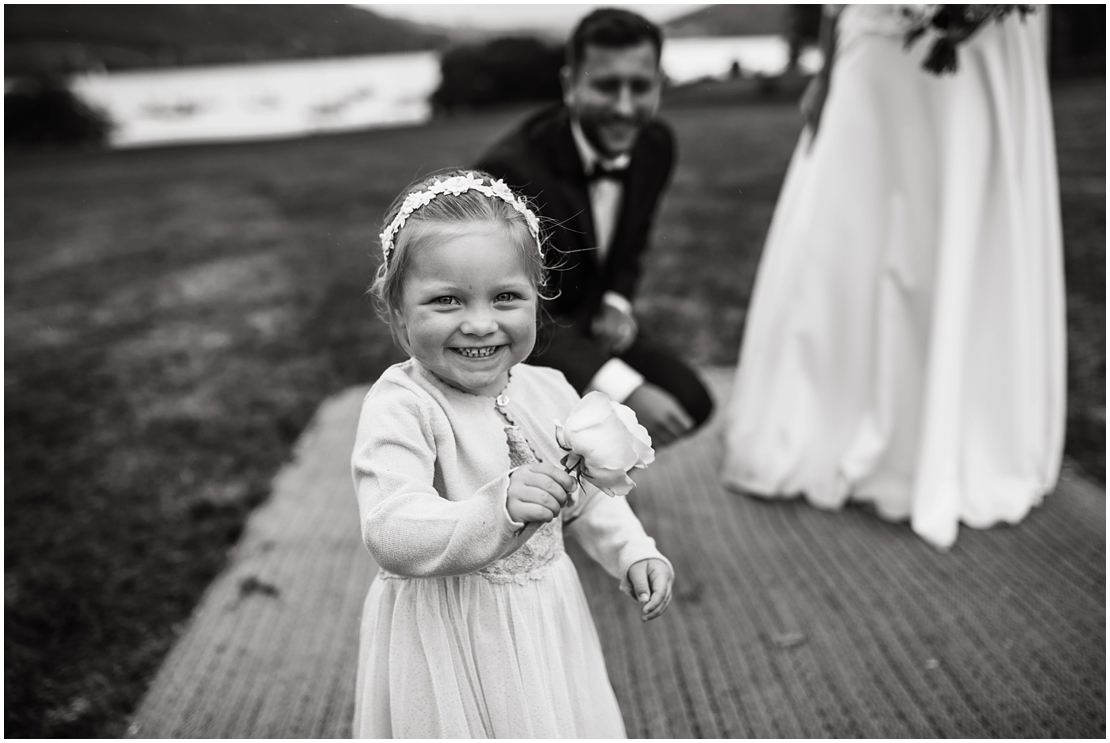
[{"xmin": 477, "ymin": 408, "xmax": 565, "ymax": 584}]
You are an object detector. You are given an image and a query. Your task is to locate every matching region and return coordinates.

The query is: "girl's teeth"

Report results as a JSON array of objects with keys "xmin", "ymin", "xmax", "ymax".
[{"xmin": 456, "ymin": 346, "xmax": 498, "ymax": 358}]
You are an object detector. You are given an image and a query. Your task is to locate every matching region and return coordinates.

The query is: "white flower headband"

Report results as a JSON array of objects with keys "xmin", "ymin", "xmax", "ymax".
[{"xmin": 380, "ymin": 172, "xmax": 542, "ymax": 263}]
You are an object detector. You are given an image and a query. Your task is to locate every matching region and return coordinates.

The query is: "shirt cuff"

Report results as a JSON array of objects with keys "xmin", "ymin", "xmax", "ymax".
[
  {"xmin": 602, "ymin": 291, "xmax": 634, "ymax": 317},
  {"xmin": 587, "ymin": 358, "xmax": 644, "ymax": 403}
]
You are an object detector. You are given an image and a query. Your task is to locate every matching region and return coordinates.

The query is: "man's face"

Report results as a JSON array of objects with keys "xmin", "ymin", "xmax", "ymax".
[{"xmin": 562, "ymin": 40, "xmax": 662, "ymax": 159}]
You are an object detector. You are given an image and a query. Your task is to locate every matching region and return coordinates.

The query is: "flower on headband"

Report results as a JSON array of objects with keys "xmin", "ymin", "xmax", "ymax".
[
  {"xmin": 522, "ymin": 210, "xmax": 540, "ymax": 237},
  {"xmin": 443, "ymin": 178, "xmax": 467, "ymax": 196},
  {"xmin": 490, "ymin": 179, "xmax": 515, "ymax": 201},
  {"xmin": 380, "ymin": 173, "xmax": 543, "ymax": 263}
]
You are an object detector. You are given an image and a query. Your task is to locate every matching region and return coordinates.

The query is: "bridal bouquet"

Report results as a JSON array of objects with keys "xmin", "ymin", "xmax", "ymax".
[
  {"xmin": 555, "ymin": 391, "xmax": 655, "ymax": 497},
  {"xmin": 903, "ymin": 4, "xmax": 1035, "ymax": 75}
]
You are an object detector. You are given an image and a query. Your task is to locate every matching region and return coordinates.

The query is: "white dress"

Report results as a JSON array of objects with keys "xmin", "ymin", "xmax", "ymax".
[
  {"xmin": 352, "ymin": 361, "xmax": 668, "ymax": 737},
  {"xmin": 721, "ymin": 5, "xmax": 1066, "ymax": 550},
  {"xmin": 356, "ymin": 509, "xmax": 626, "ymax": 738}
]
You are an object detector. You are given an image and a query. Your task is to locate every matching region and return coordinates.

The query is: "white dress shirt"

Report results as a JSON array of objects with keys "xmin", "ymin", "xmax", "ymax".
[
  {"xmin": 570, "ymin": 118, "xmax": 629, "ymax": 262},
  {"xmin": 569, "ymin": 119, "xmax": 645, "ymax": 403}
]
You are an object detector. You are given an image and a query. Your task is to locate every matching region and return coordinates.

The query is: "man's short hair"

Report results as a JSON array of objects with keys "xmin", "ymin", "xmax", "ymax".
[{"xmin": 566, "ymin": 8, "xmax": 663, "ymax": 73}]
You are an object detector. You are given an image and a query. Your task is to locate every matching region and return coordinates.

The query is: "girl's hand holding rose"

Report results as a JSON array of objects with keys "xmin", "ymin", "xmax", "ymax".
[{"xmin": 507, "ymin": 463, "xmax": 578, "ymax": 524}]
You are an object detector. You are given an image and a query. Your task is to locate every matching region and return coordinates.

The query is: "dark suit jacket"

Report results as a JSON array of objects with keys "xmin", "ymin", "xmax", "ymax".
[{"xmin": 476, "ymin": 104, "xmax": 675, "ymax": 392}]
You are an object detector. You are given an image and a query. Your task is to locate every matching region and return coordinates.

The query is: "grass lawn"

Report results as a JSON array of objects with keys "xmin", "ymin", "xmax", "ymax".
[{"xmin": 5, "ymin": 77, "xmax": 1104, "ymax": 737}]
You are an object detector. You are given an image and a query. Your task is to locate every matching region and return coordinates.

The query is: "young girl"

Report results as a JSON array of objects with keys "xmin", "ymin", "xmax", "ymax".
[{"xmin": 351, "ymin": 170, "xmax": 674, "ymax": 738}]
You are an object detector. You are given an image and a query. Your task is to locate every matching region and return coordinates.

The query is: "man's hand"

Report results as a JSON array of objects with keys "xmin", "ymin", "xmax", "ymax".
[
  {"xmin": 507, "ymin": 462, "xmax": 578, "ymax": 524},
  {"xmin": 591, "ymin": 300, "xmax": 638, "ymax": 355},
  {"xmin": 627, "ymin": 558, "xmax": 674, "ymax": 621},
  {"xmin": 624, "ymin": 383, "xmax": 694, "ymax": 447}
]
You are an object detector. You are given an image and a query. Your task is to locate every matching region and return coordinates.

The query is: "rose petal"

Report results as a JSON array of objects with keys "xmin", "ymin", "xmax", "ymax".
[
  {"xmin": 612, "ymin": 402, "xmax": 655, "ymax": 466},
  {"xmin": 553, "ymin": 420, "xmax": 568, "ymax": 450},
  {"xmin": 567, "ymin": 413, "xmax": 639, "ymax": 471},
  {"xmin": 563, "ymin": 393, "xmax": 640, "ymax": 471},
  {"xmin": 582, "ymin": 466, "xmax": 636, "ymax": 497},
  {"xmin": 566, "ymin": 391, "xmax": 617, "ymax": 429}
]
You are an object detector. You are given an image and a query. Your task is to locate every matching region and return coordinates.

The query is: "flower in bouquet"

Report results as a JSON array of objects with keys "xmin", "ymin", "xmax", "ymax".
[
  {"xmin": 903, "ymin": 4, "xmax": 1035, "ymax": 75},
  {"xmin": 554, "ymin": 391, "xmax": 655, "ymax": 497}
]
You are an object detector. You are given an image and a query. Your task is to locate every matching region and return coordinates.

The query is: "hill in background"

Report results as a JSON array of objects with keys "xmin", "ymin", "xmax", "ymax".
[
  {"xmin": 4, "ymin": 5, "xmax": 448, "ymax": 76},
  {"xmin": 663, "ymin": 4, "xmax": 794, "ymax": 37},
  {"xmin": 5, "ymin": 4, "xmax": 802, "ymax": 79}
]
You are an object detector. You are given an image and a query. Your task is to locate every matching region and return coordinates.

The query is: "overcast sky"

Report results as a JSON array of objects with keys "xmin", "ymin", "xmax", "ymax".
[{"xmin": 364, "ymin": 3, "xmax": 707, "ymax": 33}]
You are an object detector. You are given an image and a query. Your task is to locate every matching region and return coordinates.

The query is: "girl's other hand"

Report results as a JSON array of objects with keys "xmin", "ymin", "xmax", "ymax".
[
  {"xmin": 627, "ymin": 558, "xmax": 674, "ymax": 621},
  {"xmin": 507, "ymin": 463, "xmax": 578, "ymax": 524}
]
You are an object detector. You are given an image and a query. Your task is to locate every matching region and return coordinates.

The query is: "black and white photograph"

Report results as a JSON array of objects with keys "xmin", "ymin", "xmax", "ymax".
[{"xmin": 5, "ymin": 3, "xmax": 1105, "ymax": 738}]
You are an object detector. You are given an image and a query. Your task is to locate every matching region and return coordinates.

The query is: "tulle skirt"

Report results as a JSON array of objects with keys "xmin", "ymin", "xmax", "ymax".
[
  {"xmin": 721, "ymin": 8, "xmax": 1066, "ymax": 550},
  {"xmin": 353, "ymin": 552, "xmax": 626, "ymax": 738}
]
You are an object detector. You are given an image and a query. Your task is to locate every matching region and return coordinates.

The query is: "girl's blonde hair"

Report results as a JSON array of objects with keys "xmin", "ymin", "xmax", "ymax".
[{"xmin": 369, "ymin": 169, "xmax": 549, "ymax": 350}]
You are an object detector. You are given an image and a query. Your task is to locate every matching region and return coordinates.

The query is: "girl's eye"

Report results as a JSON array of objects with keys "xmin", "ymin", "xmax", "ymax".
[
  {"xmin": 494, "ymin": 292, "xmax": 519, "ymax": 303},
  {"xmin": 433, "ymin": 296, "xmax": 460, "ymax": 306}
]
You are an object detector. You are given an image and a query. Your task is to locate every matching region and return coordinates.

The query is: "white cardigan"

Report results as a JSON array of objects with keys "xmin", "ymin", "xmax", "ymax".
[{"xmin": 351, "ymin": 359, "xmax": 670, "ymax": 592}]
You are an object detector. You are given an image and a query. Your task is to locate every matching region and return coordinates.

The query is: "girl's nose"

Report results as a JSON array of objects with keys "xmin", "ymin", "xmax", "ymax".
[{"xmin": 460, "ymin": 309, "xmax": 497, "ymax": 336}]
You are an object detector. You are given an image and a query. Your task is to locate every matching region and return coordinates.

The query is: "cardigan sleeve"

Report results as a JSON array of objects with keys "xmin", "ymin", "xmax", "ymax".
[
  {"xmin": 351, "ymin": 381, "xmax": 528, "ymax": 578},
  {"xmin": 564, "ymin": 484, "xmax": 673, "ymax": 595}
]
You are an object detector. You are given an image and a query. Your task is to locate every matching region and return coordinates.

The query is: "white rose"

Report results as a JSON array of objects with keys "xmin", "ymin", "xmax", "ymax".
[{"xmin": 555, "ymin": 391, "xmax": 655, "ymax": 497}]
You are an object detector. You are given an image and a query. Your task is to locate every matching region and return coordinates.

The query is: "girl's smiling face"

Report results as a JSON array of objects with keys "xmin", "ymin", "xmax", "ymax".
[{"xmin": 396, "ymin": 221, "xmax": 538, "ymax": 396}]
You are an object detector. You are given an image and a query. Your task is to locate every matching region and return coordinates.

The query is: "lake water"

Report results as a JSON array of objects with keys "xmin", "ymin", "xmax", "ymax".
[
  {"xmin": 663, "ymin": 35, "xmax": 820, "ymax": 83},
  {"xmin": 70, "ymin": 51, "xmax": 441, "ymax": 149},
  {"xmin": 62, "ymin": 36, "xmax": 817, "ymax": 149}
]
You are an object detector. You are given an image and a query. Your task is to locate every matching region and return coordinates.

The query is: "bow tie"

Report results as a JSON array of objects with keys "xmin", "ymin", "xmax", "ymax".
[{"xmin": 587, "ymin": 163, "xmax": 629, "ymax": 184}]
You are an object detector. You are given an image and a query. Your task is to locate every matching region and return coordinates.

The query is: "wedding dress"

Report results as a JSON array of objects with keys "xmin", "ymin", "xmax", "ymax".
[{"xmin": 721, "ymin": 5, "xmax": 1066, "ymax": 549}]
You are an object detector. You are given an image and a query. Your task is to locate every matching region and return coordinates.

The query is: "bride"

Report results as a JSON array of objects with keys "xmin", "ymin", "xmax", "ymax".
[{"xmin": 721, "ymin": 5, "xmax": 1066, "ymax": 550}]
